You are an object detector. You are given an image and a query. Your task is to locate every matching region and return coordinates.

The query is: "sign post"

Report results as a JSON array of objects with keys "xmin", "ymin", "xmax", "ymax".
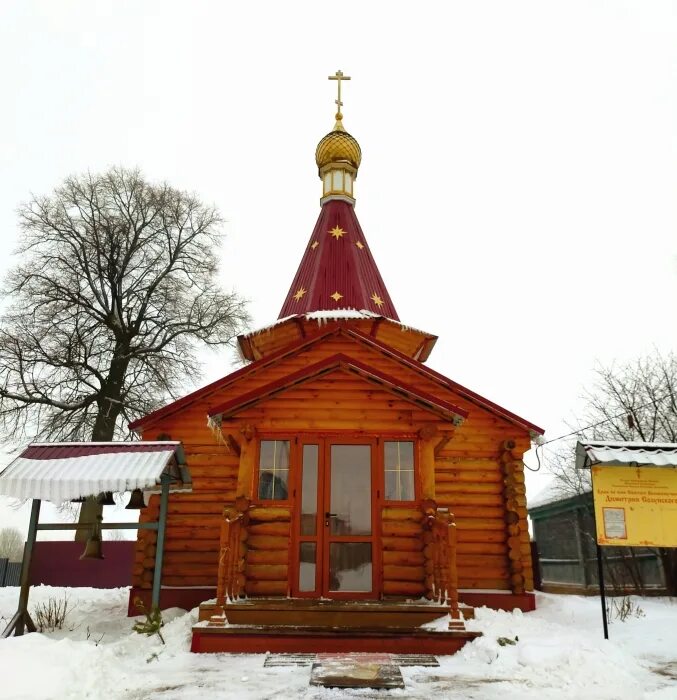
[{"xmin": 582, "ymin": 442, "xmax": 677, "ymax": 640}]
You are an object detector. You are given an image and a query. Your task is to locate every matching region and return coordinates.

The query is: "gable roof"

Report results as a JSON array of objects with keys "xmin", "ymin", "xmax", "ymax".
[
  {"xmin": 129, "ymin": 324, "xmax": 543, "ymax": 435},
  {"xmin": 207, "ymin": 353, "xmax": 468, "ymax": 424}
]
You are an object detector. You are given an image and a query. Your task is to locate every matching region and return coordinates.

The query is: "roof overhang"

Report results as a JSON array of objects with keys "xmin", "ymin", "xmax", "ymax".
[
  {"xmin": 0, "ymin": 442, "xmax": 191, "ymax": 503},
  {"xmin": 575, "ymin": 440, "xmax": 677, "ymax": 470},
  {"xmin": 208, "ymin": 353, "xmax": 468, "ymax": 425},
  {"xmin": 130, "ymin": 324, "xmax": 542, "ymax": 436}
]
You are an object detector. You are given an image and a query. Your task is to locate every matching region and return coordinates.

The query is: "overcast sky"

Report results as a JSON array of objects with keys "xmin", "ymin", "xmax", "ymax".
[{"xmin": 1, "ymin": 1, "xmax": 676, "ymax": 534}]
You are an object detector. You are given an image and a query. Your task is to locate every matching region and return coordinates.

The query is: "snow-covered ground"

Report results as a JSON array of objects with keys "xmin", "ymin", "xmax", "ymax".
[{"xmin": 0, "ymin": 587, "xmax": 676, "ymax": 699}]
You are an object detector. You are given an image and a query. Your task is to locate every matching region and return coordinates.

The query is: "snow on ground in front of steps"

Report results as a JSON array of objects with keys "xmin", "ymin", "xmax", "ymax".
[{"xmin": 1, "ymin": 586, "xmax": 676, "ymax": 700}]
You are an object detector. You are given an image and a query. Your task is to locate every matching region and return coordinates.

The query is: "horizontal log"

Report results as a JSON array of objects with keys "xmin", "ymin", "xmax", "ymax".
[
  {"xmin": 246, "ymin": 550, "xmax": 289, "ymax": 565},
  {"xmin": 457, "ymin": 554, "xmax": 509, "ymax": 569},
  {"xmin": 165, "ymin": 515, "xmax": 222, "ymax": 527},
  {"xmin": 164, "ymin": 540, "xmax": 219, "ymax": 552},
  {"xmin": 191, "ymin": 478, "xmax": 238, "ymax": 492},
  {"xmin": 245, "ymin": 564, "xmax": 288, "ymax": 581},
  {"xmin": 435, "ymin": 469, "xmax": 502, "ymax": 483},
  {"xmin": 383, "ymin": 565, "xmax": 424, "ymax": 582},
  {"xmin": 457, "ymin": 542, "xmax": 506, "ymax": 555},
  {"xmin": 165, "ymin": 527, "xmax": 220, "ymax": 541},
  {"xmin": 458, "ymin": 565, "xmax": 509, "ymax": 579},
  {"xmin": 382, "ymin": 581, "xmax": 426, "ymax": 596},
  {"xmin": 444, "ymin": 506, "xmax": 505, "ymax": 519},
  {"xmin": 454, "ymin": 529, "xmax": 507, "ymax": 544},
  {"xmin": 248, "ymin": 522, "xmax": 290, "ymax": 536},
  {"xmin": 249, "ymin": 507, "xmax": 292, "ymax": 523},
  {"xmin": 168, "ymin": 502, "xmax": 224, "ymax": 515},
  {"xmin": 458, "ymin": 577, "xmax": 510, "ymax": 590},
  {"xmin": 245, "ymin": 580, "xmax": 288, "ymax": 596},
  {"xmin": 454, "ymin": 518, "xmax": 506, "ymax": 531},
  {"xmin": 381, "ymin": 537, "xmax": 423, "ymax": 552},
  {"xmin": 382, "ymin": 550, "xmax": 425, "ymax": 566},
  {"xmin": 160, "ymin": 563, "xmax": 217, "ymax": 577},
  {"xmin": 434, "ymin": 481, "xmax": 503, "ymax": 495},
  {"xmin": 435, "ymin": 493, "xmax": 503, "ymax": 508},
  {"xmin": 163, "ymin": 575, "xmax": 216, "ymax": 587},
  {"xmin": 381, "ymin": 507, "xmax": 423, "ymax": 522},
  {"xmin": 247, "ymin": 535, "xmax": 290, "ymax": 551},
  {"xmin": 382, "ymin": 521, "xmax": 422, "ymax": 537},
  {"xmin": 162, "ymin": 551, "xmax": 219, "ymax": 565}
]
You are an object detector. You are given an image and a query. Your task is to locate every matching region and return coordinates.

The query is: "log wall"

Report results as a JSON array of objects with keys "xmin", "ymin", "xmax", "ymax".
[
  {"xmin": 381, "ymin": 506, "xmax": 426, "ymax": 597},
  {"xmin": 132, "ymin": 328, "xmax": 535, "ymax": 596}
]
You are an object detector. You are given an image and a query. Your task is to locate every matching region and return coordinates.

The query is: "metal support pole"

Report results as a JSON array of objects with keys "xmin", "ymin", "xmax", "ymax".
[
  {"xmin": 589, "ymin": 464, "xmax": 609, "ymax": 640},
  {"xmin": 2, "ymin": 499, "xmax": 41, "ymax": 638},
  {"xmin": 151, "ymin": 473, "xmax": 171, "ymax": 609},
  {"xmin": 596, "ymin": 543, "xmax": 609, "ymax": 640}
]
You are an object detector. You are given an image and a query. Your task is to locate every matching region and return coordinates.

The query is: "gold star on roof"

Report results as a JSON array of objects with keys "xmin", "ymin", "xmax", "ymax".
[
  {"xmin": 329, "ymin": 225, "xmax": 345, "ymax": 240},
  {"xmin": 355, "ymin": 241, "xmax": 364, "ymax": 250},
  {"xmin": 371, "ymin": 292, "xmax": 384, "ymax": 307},
  {"xmin": 293, "ymin": 287, "xmax": 307, "ymax": 302},
  {"xmin": 330, "ymin": 291, "xmax": 343, "ymax": 302},
  {"xmin": 310, "ymin": 241, "xmax": 319, "ymax": 250}
]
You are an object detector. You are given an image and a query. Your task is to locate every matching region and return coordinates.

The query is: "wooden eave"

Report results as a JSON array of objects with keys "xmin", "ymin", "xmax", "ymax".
[
  {"xmin": 344, "ymin": 327, "xmax": 545, "ymax": 436},
  {"xmin": 237, "ymin": 315, "xmax": 438, "ymax": 363},
  {"xmin": 207, "ymin": 353, "xmax": 468, "ymax": 424}
]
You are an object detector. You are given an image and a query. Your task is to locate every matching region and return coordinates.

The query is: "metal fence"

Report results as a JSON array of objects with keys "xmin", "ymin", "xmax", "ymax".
[{"xmin": 0, "ymin": 558, "xmax": 21, "ymax": 586}]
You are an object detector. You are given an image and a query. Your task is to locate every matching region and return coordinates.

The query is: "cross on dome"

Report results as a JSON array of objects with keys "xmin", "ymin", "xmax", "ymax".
[{"xmin": 328, "ymin": 70, "xmax": 351, "ymax": 121}]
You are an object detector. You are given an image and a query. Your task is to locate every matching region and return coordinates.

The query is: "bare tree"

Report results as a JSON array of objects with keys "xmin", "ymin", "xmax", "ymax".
[
  {"xmin": 0, "ymin": 527, "xmax": 25, "ymax": 561},
  {"xmin": 547, "ymin": 351, "xmax": 677, "ymax": 593},
  {"xmin": 0, "ymin": 168, "xmax": 249, "ymax": 537}
]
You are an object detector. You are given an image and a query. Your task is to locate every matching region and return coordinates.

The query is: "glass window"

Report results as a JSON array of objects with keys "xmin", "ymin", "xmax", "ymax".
[
  {"xmin": 332, "ymin": 170, "xmax": 343, "ymax": 191},
  {"xmin": 384, "ymin": 441, "xmax": 415, "ymax": 501},
  {"xmin": 258, "ymin": 440, "xmax": 290, "ymax": 500},
  {"xmin": 300, "ymin": 445, "xmax": 318, "ymax": 535},
  {"xmin": 299, "ymin": 542, "xmax": 316, "ymax": 592}
]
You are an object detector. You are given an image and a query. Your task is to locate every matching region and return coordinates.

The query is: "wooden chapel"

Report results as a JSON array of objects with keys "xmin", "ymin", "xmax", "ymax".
[{"xmin": 128, "ymin": 73, "xmax": 544, "ymax": 654}]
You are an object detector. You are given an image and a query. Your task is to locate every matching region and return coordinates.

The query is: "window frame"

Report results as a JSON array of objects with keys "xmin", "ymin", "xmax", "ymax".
[
  {"xmin": 381, "ymin": 438, "xmax": 418, "ymax": 504},
  {"xmin": 254, "ymin": 437, "xmax": 294, "ymax": 504}
]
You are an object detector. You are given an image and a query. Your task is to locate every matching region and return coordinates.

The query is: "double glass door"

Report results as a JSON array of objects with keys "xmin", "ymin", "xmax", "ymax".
[{"xmin": 295, "ymin": 440, "xmax": 376, "ymax": 598}]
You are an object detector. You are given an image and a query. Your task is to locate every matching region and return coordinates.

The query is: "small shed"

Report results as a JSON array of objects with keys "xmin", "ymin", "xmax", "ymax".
[
  {"xmin": 0, "ymin": 441, "xmax": 191, "ymax": 638},
  {"xmin": 529, "ymin": 482, "xmax": 665, "ymax": 595}
]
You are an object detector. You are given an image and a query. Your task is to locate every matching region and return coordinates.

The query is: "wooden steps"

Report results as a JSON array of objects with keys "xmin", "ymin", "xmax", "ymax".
[
  {"xmin": 191, "ymin": 598, "xmax": 480, "ymax": 655},
  {"xmin": 191, "ymin": 623, "xmax": 481, "ymax": 654},
  {"xmin": 198, "ymin": 598, "xmax": 474, "ymax": 627}
]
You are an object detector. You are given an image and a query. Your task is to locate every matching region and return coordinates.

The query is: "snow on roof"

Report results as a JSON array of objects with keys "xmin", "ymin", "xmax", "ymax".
[
  {"xmin": 241, "ymin": 310, "xmax": 432, "ymax": 339},
  {"xmin": 0, "ymin": 442, "xmax": 187, "ymax": 502},
  {"xmin": 527, "ymin": 481, "xmax": 590, "ymax": 510},
  {"xmin": 575, "ymin": 440, "xmax": 677, "ymax": 470}
]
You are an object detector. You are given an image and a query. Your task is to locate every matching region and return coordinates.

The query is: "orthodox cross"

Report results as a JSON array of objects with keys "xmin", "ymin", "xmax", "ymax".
[{"xmin": 328, "ymin": 70, "xmax": 351, "ymax": 117}]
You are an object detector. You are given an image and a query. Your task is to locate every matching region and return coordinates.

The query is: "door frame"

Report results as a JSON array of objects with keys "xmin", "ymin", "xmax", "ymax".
[{"xmin": 290, "ymin": 435, "xmax": 382, "ymax": 599}]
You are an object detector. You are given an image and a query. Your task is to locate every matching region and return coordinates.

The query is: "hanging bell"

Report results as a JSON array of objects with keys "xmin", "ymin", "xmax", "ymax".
[
  {"xmin": 125, "ymin": 488, "xmax": 146, "ymax": 510},
  {"xmin": 97, "ymin": 491, "xmax": 115, "ymax": 506},
  {"xmin": 80, "ymin": 515, "xmax": 104, "ymax": 560}
]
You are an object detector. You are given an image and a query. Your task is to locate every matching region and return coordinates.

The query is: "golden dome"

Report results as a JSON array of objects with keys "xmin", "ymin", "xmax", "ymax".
[{"xmin": 315, "ymin": 117, "xmax": 362, "ymax": 173}]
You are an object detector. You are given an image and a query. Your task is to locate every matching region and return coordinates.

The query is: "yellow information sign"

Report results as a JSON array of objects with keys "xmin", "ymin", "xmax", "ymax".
[{"xmin": 592, "ymin": 465, "xmax": 677, "ymax": 547}]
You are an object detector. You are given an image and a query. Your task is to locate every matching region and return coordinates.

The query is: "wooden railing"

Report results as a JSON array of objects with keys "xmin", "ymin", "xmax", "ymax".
[
  {"xmin": 423, "ymin": 500, "xmax": 460, "ymax": 621},
  {"xmin": 216, "ymin": 497, "xmax": 250, "ymax": 605}
]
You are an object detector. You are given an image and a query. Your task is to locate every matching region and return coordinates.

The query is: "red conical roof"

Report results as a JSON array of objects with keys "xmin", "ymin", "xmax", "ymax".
[{"xmin": 279, "ymin": 199, "xmax": 399, "ymax": 320}]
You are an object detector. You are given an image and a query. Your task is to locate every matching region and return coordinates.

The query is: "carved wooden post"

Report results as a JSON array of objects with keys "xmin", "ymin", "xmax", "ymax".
[{"xmin": 216, "ymin": 510, "xmax": 232, "ymax": 607}]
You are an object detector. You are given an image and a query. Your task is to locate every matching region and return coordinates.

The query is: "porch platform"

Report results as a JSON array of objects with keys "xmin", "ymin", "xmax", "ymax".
[
  {"xmin": 191, "ymin": 599, "xmax": 480, "ymax": 655},
  {"xmin": 191, "ymin": 623, "xmax": 481, "ymax": 654}
]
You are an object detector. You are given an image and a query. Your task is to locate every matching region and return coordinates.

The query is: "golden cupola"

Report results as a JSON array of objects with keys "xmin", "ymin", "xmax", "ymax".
[{"xmin": 316, "ymin": 70, "xmax": 361, "ymax": 204}]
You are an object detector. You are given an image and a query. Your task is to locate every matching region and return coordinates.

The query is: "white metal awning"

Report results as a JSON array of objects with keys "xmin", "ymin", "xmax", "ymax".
[
  {"xmin": 0, "ymin": 442, "xmax": 190, "ymax": 502},
  {"xmin": 576, "ymin": 440, "xmax": 677, "ymax": 470}
]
